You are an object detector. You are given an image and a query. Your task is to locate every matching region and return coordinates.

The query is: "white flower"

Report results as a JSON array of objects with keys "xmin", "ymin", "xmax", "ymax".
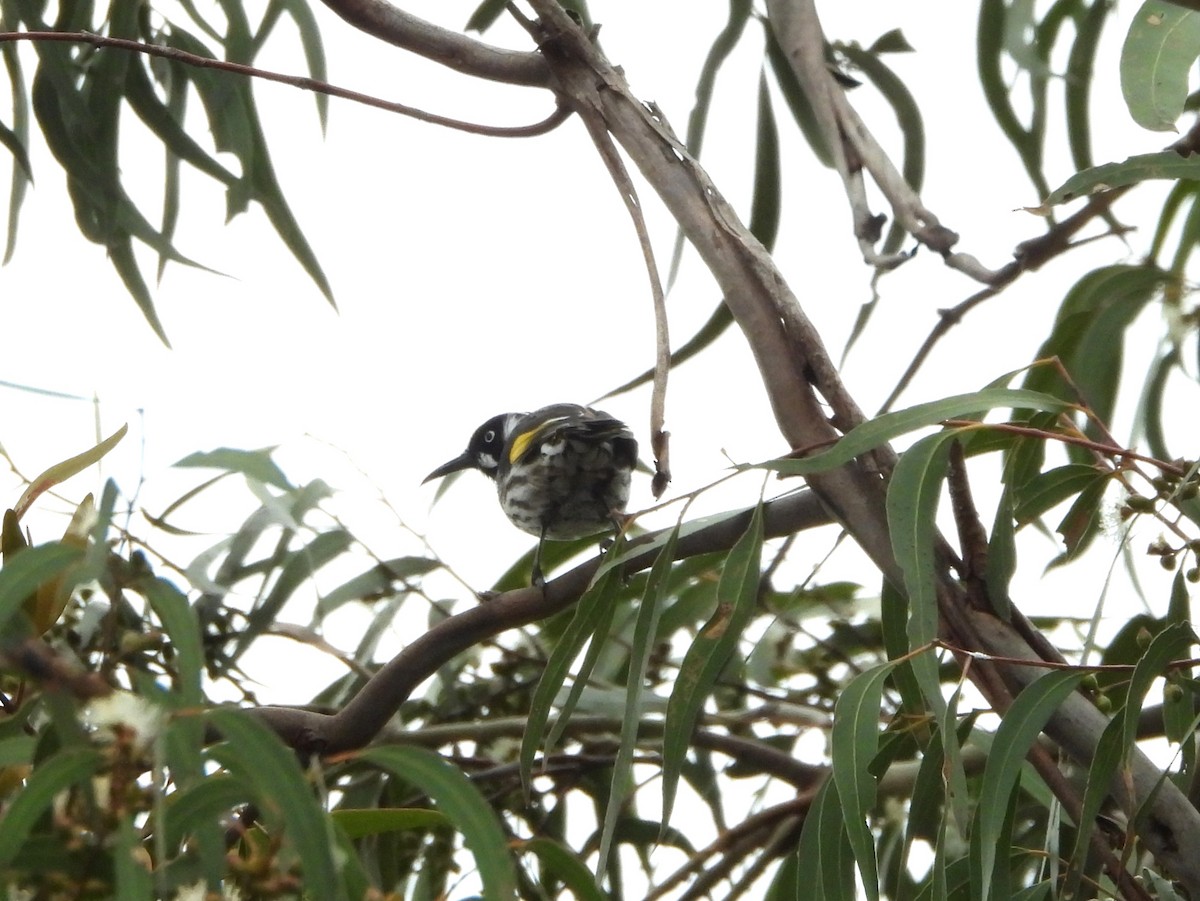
[
  {"xmin": 83, "ymin": 691, "xmax": 164, "ymax": 748},
  {"xmin": 172, "ymin": 882, "xmax": 241, "ymax": 901}
]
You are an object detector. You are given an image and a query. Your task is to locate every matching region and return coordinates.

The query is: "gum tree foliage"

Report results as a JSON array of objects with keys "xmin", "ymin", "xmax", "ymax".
[{"xmin": 3, "ymin": 0, "xmax": 1200, "ymax": 898}]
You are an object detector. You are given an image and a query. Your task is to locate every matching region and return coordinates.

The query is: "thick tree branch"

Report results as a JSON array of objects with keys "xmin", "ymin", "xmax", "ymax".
[
  {"xmin": 253, "ymin": 490, "xmax": 831, "ymax": 754},
  {"xmin": 320, "ymin": 0, "xmax": 550, "ymax": 86}
]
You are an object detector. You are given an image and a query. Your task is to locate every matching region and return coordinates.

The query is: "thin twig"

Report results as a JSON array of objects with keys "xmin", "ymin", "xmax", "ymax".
[
  {"xmin": 880, "ymin": 188, "xmax": 1132, "ymax": 412},
  {"xmin": 526, "ymin": 17, "xmax": 672, "ymax": 496},
  {"xmin": 0, "ymin": 30, "xmax": 570, "ymax": 137}
]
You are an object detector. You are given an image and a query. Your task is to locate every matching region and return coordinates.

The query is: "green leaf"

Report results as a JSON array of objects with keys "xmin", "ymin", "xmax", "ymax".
[
  {"xmin": 465, "ymin": 0, "xmax": 508, "ymax": 32},
  {"xmin": 1063, "ymin": 622, "xmax": 1193, "ymax": 897},
  {"xmin": 887, "ymin": 432, "xmax": 955, "ymax": 653},
  {"xmin": 793, "ymin": 778, "xmax": 857, "ymax": 900},
  {"xmin": 904, "ymin": 727, "xmax": 949, "ymax": 894},
  {"xmin": 162, "ymin": 774, "xmax": 248, "ymax": 849},
  {"xmin": 2, "ymin": 38, "xmax": 31, "ymax": 265},
  {"xmin": 240, "ymin": 528, "xmax": 354, "ymax": 652},
  {"xmin": 869, "ymin": 28, "xmax": 915, "ymax": 54},
  {"xmin": 1045, "ymin": 150, "xmax": 1200, "ymax": 206},
  {"xmin": 832, "ymin": 664, "xmax": 895, "ymax": 901},
  {"xmin": 759, "ymin": 388, "xmax": 1070, "ymax": 478},
  {"xmin": 1120, "ymin": 2, "xmax": 1200, "ymax": 131},
  {"xmin": 976, "ymin": 0, "xmax": 1049, "ymax": 199},
  {"xmin": 268, "ymin": 0, "xmax": 329, "ymax": 126},
  {"xmin": 0, "ymin": 746, "xmax": 102, "ymax": 868},
  {"xmin": 749, "ymin": 69, "xmax": 782, "ymax": 251},
  {"xmin": 661, "ymin": 504, "xmax": 762, "ymax": 824},
  {"xmin": 173, "ymin": 446, "xmax": 292, "ymax": 490},
  {"xmin": 114, "ymin": 818, "xmax": 153, "ymax": 899},
  {"xmin": 123, "ymin": 59, "xmax": 238, "ymax": 188},
  {"xmin": 107, "ymin": 237, "xmax": 171, "ymax": 345},
  {"xmin": 135, "ymin": 576, "xmax": 204, "ymax": 706},
  {"xmin": 1012, "ymin": 463, "xmax": 1108, "ymax": 525},
  {"xmin": 597, "ymin": 526, "xmax": 678, "ymax": 879},
  {"xmin": 361, "ymin": 745, "xmax": 518, "ymax": 900},
  {"xmin": 0, "ymin": 736, "xmax": 35, "ymax": 768},
  {"xmin": 599, "ymin": 300, "xmax": 734, "ymax": 401},
  {"xmin": 520, "ymin": 837, "xmax": 608, "ymax": 901},
  {"xmin": 0, "ymin": 542, "xmax": 84, "ymax": 635},
  {"xmin": 542, "ymin": 563, "xmax": 622, "ymax": 753},
  {"xmin": 0, "ymin": 118, "xmax": 32, "ymax": 181},
  {"xmin": 12, "ymin": 423, "xmax": 127, "ymax": 521},
  {"xmin": 318, "ymin": 556, "xmax": 439, "ymax": 616},
  {"xmin": 879, "ymin": 579, "xmax": 924, "ymax": 713},
  {"xmin": 521, "ymin": 564, "xmax": 622, "ymax": 790},
  {"xmin": 1023, "ymin": 265, "xmax": 1166, "ymax": 436},
  {"xmin": 1051, "ymin": 470, "xmax": 1110, "ymax": 561},
  {"xmin": 970, "ymin": 670, "xmax": 1087, "ymax": 901},
  {"xmin": 333, "ymin": 807, "xmax": 449, "ymax": 838},
  {"xmin": 1065, "ymin": 1, "xmax": 1110, "ymax": 173},
  {"xmin": 986, "ymin": 486, "xmax": 1017, "ymax": 620},
  {"xmin": 764, "ymin": 20, "xmax": 833, "ymax": 167}
]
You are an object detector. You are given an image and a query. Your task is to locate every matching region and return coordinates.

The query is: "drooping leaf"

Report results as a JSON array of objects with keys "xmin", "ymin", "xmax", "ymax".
[
  {"xmin": 1022, "ymin": 265, "xmax": 1166, "ymax": 442},
  {"xmin": 597, "ymin": 525, "xmax": 677, "ymax": 879},
  {"xmin": 831, "ymin": 663, "xmax": 895, "ymax": 901},
  {"xmin": 520, "ymin": 563, "xmax": 623, "ymax": 791},
  {"xmin": 986, "ymin": 486, "xmax": 1017, "ymax": 620},
  {"xmin": 12, "ymin": 424, "xmax": 127, "ymax": 521},
  {"xmin": 520, "ymin": 837, "xmax": 608, "ymax": 901},
  {"xmin": 970, "ymin": 670, "xmax": 1087, "ymax": 901},
  {"xmin": 792, "ymin": 778, "xmax": 857, "ymax": 900},
  {"xmin": 977, "ymin": 0, "xmax": 1049, "ymax": 199},
  {"xmin": 887, "ymin": 432, "xmax": 955, "ymax": 653},
  {"xmin": 661, "ymin": 504, "xmax": 762, "ymax": 824}
]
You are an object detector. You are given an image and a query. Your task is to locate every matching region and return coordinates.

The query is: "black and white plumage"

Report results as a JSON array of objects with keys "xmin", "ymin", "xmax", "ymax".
[{"xmin": 424, "ymin": 404, "xmax": 638, "ymax": 583}]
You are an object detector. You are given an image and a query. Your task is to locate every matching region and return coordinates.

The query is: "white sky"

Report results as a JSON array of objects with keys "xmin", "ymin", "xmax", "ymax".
[{"xmin": 0, "ymin": 2, "xmax": 1193, "ymax": 691}]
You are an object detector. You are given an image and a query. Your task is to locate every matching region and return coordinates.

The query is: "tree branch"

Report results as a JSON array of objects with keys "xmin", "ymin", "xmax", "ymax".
[
  {"xmin": 0, "ymin": 30, "xmax": 567, "ymax": 137},
  {"xmin": 253, "ymin": 490, "xmax": 831, "ymax": 754},
  {"xmin": 319, "ymin": 0, "xmax": 550, "ymax": 87}
]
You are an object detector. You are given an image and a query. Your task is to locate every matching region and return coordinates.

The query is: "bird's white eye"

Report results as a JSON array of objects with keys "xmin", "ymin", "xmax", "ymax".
[{"xmin": 484, "ymin": 429, "xmax": 497, "ymax": 444}]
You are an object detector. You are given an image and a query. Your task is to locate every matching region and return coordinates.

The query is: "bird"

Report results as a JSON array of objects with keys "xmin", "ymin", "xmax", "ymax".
[{"xmin": 424, "ymin": 404, "xmax": 638, "ymax": 587}]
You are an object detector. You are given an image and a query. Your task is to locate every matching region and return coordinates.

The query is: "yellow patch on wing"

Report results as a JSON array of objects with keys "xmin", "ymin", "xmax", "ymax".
[
  {"xmin": 507, "ymin": 417, "xmax": 569, "ymax": 464},
  {"xmin": 508, "ymin": 428, "xmax": 537, "ymax": 464}
]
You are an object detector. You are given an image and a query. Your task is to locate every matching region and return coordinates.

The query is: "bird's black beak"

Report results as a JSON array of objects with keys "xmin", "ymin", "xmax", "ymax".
[{"xmin": 423, "ymin": 452, "xmax": 474, "ymax": 484}]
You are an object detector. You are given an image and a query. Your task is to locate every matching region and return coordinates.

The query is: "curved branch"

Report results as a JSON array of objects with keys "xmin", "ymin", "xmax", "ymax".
[
  {"xmin": 320, "ymin": 0, "xmax": 550, "ymax": 87},
  {"xmin": 253, "ymin": 490, "xmax": 831, "ymax": 754}
]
